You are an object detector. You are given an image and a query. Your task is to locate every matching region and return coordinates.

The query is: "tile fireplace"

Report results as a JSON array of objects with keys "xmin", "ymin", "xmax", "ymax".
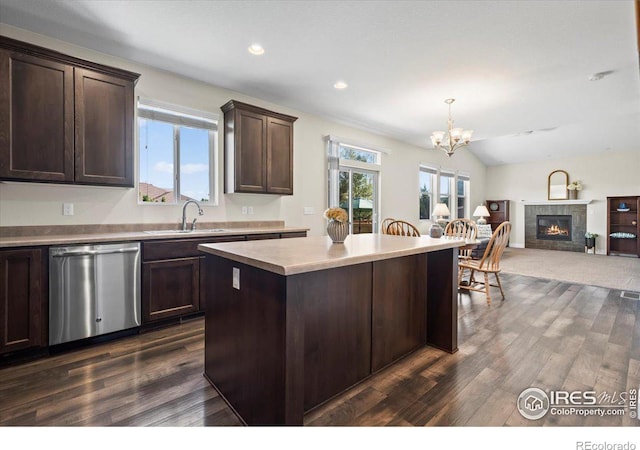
[{"xmin": 524, "ymin": 202, "xmax": 587, "ymax": 252}]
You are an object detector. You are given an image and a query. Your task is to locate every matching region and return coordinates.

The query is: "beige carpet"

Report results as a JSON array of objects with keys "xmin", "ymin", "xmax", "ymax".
[{"xmin": 498, "ymin": 247, "xmax": 640, "ymax": 292}]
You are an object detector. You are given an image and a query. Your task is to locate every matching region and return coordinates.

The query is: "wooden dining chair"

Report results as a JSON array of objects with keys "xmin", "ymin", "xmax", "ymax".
[
  {"xmin": 386, "ymin": 220, "xmax": 421, "ymax": 237},
  {"xmin": 458, "ymin": 221, "xmax": 511, "ymax": 305},
  {"xmin": 445, "ymin": 218, "xmax": 477, "ymax": 261},
  {"xmin": 380, "ymin": 218, "xmax": 396, "ymax": 234}
]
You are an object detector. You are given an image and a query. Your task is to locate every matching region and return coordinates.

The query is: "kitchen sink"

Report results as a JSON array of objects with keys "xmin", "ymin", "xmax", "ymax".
[{"xmin": 143, "ymin": 229, "xmax": 227, "ymax": 235}]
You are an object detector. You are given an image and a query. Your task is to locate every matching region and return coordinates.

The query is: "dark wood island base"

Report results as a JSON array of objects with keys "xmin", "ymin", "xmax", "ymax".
[{"xmin": 199, "ymin": 235, "xmax": 461, "ymax": 425}]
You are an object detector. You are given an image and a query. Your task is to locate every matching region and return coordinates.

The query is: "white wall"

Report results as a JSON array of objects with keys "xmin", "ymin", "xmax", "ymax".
[
  {"xmin": 0, "ymin": 25, "xmax": 487, "ymax": 236},
  {"xmin": 485, "ymin": 150, "xmax": 640, "ymax": 254}
]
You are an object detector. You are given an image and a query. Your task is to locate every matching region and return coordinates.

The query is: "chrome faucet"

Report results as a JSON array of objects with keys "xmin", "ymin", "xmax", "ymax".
[{"xmin": 182, "ymin": 200, "xmax": 204, "ymax": 231}]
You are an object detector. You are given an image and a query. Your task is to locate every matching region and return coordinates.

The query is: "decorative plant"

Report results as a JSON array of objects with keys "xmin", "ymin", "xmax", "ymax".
[
  {"xmin": 567, "ymin": 181, "xmax": 583, "ymax": 191},
  {"xmin": 323, "ymin": 207, "xmax": 348, "ymax": 223},
  {"xmin": 585, "ymin": 232, "xmax": 598, "ymax": 238}
]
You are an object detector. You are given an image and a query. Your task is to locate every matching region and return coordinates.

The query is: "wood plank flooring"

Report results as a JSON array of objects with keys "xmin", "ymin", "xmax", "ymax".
[{"xmin": 0, "ymin": 273, "xmax": 638, "ymax": 426}]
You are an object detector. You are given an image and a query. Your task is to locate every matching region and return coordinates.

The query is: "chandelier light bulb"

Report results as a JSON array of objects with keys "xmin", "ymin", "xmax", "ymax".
[{"xmin": 430, "ymin": 98, "xmax": 473, "ymax": 157}]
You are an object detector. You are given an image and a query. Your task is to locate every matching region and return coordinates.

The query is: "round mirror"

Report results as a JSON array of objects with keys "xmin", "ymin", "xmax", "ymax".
[{"xmin": 548, "ymin": 170, "xmax": 569, "ymax": 200}]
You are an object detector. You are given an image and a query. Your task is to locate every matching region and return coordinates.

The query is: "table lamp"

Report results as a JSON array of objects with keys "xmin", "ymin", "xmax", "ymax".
[
  {"xmin": 473, "ymin": 205, "xmax": 490, "ymax": 225},
  {"xmin": 430, "ymin": 203, "xmax": 450, "ymax": 238}
]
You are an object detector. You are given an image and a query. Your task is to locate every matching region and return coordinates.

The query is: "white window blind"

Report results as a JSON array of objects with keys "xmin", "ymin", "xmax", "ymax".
[{"xmin": 137, "ymin": 97, "xmax": 218, "ymax": 130}]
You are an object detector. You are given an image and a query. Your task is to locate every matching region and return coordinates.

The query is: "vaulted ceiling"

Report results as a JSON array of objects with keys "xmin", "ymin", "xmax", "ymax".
[{"xmin": 1, "ymin": 0, "xmax": 639, "ymax": 166}]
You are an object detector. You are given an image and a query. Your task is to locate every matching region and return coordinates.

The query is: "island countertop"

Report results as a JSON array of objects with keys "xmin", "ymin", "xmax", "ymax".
[{"xmin": 198, "ymin": 234, "xmax": 465, "ymax": 275}]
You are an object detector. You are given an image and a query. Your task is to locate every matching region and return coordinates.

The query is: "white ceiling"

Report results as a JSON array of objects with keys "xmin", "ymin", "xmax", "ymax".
[{"xmin": 1, "ymin": 0, "xmax": 639, "ymax": 166}]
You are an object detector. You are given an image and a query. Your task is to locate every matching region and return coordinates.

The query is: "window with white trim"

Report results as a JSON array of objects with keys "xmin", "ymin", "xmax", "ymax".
[
  {"xmin": 327, "ymin": 137, "xmax": 383, "ymax": 234},
  {"xmin": 419, "ymin": 167, "xmax": 470, "ymax": 220},
  {"xmin": 138, "ymin": 98, "xmax": 218, "ymax": 204},
  {"xmin": 440, "ymin": 171, "xmax": 454, "ymax": 211},
  {"xmin": 419, "ymin": 166, "xmax": 436, "ymax": 220},
  {"xmin": 457, "ymin": 174, "xmax": 470, "ymax": 218}
]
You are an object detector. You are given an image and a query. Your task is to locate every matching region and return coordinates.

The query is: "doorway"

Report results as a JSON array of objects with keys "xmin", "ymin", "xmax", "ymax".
[{"xmin": 339, "ymin": 168, "xmax": 378, "ymax": 234}]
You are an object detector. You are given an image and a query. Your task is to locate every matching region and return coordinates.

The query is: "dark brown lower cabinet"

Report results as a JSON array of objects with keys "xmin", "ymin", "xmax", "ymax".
[
  {"xmin": 141, "ymin": 231, "xmax": 307, "ymax": 324},
  {"xmin": 371, "ymin": 255, "xmax": 427, "ymax": 372},
  {"xmin": 142, "ymin": 257, "xmax": 200, "ymax": 323},
  {"xmin": 141, "ymin": 237, "xmax": 239, "ymax": 324},
  {"xmin": 0, "ymin": 248, "xmax": 44, "ymax": 355},
  {"xmin": 203, "ymin": 247, "xmax": 456, "ymax": 425}
]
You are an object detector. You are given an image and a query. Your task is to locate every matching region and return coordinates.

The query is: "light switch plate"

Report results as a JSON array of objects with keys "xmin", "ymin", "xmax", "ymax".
[
  {"xmin": 232, "ymin": 267, "xmax": 240, "ymax": 290},
  {"xmin": 303, "ymin": 206, "xmax": 314, "ymax": 215}
]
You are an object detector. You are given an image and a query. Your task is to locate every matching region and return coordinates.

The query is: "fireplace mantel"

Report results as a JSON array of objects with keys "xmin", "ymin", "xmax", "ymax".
[{"xmin": 521, "ymin": 200, "xmax": 592, "ymax": 205}]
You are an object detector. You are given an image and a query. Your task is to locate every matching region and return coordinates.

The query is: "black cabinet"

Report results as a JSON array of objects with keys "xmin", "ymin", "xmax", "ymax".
[
  {"xmin": 221, "ymin": 100, "xmax": 297, "ymax": 195},
  {"xmin": 0, "ymin": 36, "xmax": 139, "ymax": 187}
]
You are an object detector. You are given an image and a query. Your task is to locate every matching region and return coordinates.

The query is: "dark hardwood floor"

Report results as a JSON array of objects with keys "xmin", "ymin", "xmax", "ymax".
[{"xmin": 0, "ymin": 273, "xmax": 638, "ymax": 426}]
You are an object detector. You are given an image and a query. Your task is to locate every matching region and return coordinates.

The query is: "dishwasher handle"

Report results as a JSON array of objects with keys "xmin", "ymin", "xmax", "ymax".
[{"xmin": 51, "ymin": 248, "xmax": 140, "ymax": 257}]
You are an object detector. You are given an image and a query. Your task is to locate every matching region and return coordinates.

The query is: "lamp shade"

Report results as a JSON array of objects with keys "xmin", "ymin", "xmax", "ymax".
[
  {"xmin": 432, "ymin": 203, "xmax": 451, "ymax": 217},
  {"xmin": 473, "ymin": 205, "xmax": 491, "ymax": 225},
  {"xmin": 473, "ymin": 205, "xmax": 490, "ymax": 217}
]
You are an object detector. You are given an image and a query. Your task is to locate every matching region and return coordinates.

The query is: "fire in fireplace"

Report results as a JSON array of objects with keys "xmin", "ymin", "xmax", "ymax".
[{"xmin": 536, "ymin": 215, "xmax": 572, "ymax": 241}]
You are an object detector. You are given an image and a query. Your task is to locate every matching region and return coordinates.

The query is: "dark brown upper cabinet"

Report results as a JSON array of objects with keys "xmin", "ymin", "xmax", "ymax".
[
  {"xmin": 0, "ymin": 36, "xmax": 139, "ymax": 187},
  {"xmin": 221, "ymin": 100, "xmax": 297, "ymax": 195}
]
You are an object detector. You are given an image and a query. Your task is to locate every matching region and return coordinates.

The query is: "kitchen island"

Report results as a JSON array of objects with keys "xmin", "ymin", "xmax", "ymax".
[{"xmin": 198, "ymin": 234, "xmax": 463, "ymax": 425}]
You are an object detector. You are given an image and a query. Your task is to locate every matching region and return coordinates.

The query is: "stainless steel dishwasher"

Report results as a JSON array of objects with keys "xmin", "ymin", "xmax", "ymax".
[{"xmin": 49, "ymin": 242, "xmax": 141, "ymax": 345}]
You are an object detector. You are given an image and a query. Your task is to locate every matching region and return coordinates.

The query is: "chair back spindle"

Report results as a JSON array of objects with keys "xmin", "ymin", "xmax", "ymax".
[{"xmin": 386, "ymin": 220, "xmax": 421, "ymax": 237}]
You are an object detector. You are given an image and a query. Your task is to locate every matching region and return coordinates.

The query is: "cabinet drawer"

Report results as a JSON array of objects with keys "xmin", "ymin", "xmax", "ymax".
[
  {"xmin": 247, "ymin": 233, "xmax": 281, "ymax": 241},
  {"xmin": 143, "ymin": 235, "xmax": 245, "ymax": 261},
  {"xmin": 280, "ymin": 232, "xmax": 307, "ymax": 239}
]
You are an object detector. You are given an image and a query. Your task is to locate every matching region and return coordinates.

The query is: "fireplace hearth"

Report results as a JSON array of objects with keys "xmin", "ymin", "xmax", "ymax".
[{"xmin": 536, "ymin": 215, "xmax": 572, "ymax": 241}]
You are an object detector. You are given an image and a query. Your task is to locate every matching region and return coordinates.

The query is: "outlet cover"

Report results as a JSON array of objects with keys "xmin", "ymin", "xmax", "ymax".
[
  {"xmin": 63, "ymin": 203, "xmax": 74, "ymax": 216},
  {"xmin": 241, "ymin": 206, "xmax": 248, "ymax": 215},
  {"xmin": 303, "ymin": 206, "xmax": 315, "ymax": 215},
  {"xmin": 248, "ymin": 206, "xmax": 254, "ymax": 215},
  {"xmin": 232, "ymin": 267, "xmax": 240, "ymax": 290}
]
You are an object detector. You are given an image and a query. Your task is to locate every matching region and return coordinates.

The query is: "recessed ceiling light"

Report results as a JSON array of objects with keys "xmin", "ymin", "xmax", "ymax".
[
  {"xmin": 333, "ymin": 81, "xmax": 348, "ymax": 90},
  {"xmin": 248, "ymin": 44, "xmax": 264, "ymax": 56}
]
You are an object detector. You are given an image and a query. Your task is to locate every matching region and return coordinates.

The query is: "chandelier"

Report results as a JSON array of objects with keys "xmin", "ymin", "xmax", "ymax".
[{"xmin": 430, "ymin": 98, "xmax": 473, "ymax": 157}]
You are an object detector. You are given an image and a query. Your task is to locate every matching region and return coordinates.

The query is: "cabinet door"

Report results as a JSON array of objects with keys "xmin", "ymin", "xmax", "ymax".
[
  {"xmin": 371, "ymin": 254, "xmax": 427, "ymax": 372},
  {"xmin": 0, "ymin": 50, "xmax": 74, "ymax": 182},
  {"xmin": 142, "ymin": 258, "xmax": 199, "ymax": 323},
  {"xmin": 266, "ymin": 117, "xmax": 293, "ymax": 194},
  {"xmin": 74, "ymin": 68, "xmax": 134, "ymax": 186},
  {"xmin": 0, "ymin": 249, "xmax": 43, "ymax": 354},
  {"xmin": 235, "ymin": 109, "xmax": 267, "ymax": 192}
]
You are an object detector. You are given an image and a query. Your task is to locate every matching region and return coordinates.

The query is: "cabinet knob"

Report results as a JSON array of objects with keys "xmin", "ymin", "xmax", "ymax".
[{"xmin": 96, "ymin": 317, "xmax": 102, "ymax": 323}]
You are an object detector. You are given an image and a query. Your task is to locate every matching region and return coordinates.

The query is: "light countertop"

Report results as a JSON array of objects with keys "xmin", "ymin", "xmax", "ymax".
[
  {"xmin": 199, "ymin": 234, "xmax": 465, "ymax": 275},
  {"xmin": 0, "ymin": 226, "xmax": 308, "ymax": 248}
]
